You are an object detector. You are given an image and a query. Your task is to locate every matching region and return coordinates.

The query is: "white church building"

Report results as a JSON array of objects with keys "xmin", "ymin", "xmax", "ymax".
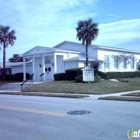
[{"xmin": 1, "ymin": 41, "xmax": 140, "ymax": 81}]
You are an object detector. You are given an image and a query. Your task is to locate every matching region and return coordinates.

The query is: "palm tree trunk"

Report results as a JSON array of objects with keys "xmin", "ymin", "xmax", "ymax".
[
  {"xmin": 86, "ymin": 44, "xmax": 88, "ymax": 66},
  {"xmin": 3, "ymin": 44, "xmax": 6, "ymax": 81}
]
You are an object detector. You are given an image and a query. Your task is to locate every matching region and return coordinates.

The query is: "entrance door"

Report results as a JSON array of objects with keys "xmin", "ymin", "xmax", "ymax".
[
  {"xmin": 45, "ymin": 57, "xmax": 52, "ymax": 80},
  {"xmin": 45, "ymin": 65, "xmax": 52, "ymax": 79}
]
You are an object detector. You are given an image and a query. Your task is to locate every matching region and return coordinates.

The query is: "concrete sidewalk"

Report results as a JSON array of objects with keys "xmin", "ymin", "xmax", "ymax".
[
  {"xmin": 84, "ymin": 90, "xmax": 140, "ymax": 99},
  {"xmin": 0, "ymin": 81, "xmax": 52, "ymax": 92},
  {"xmin": 0, "ymin": 89, "xmax": 140, "ymax": 99}
]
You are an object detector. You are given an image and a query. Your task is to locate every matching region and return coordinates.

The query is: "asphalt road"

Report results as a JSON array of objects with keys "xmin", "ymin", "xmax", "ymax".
[{"xmin": 0, "ymin": 94, "xmax": 139, "ymax": 140}]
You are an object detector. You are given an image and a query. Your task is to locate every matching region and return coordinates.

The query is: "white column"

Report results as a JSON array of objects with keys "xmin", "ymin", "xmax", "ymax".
[
  {"xmin": 104, "ymin": 63, "xmax": 106, "ymax": 73},
  {"xmin": 32, "ymin": 56, "xmax": 35, "ymax": 80},
  {"xmin": 42, "ymin": 55, "xmax": 45, "ymax": 80},
  {"xmin": 23, "ymin": 57, "xmax": 26, "ymax": 81},
  {"xmin": 54, "ymin": 53, "xmax": 57, "ymax": 73}
]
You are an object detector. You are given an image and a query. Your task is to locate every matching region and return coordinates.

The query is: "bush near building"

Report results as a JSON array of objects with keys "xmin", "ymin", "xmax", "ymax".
[
  {"xmin": 54, "ymin": 73, "xmax": 66, "ymax": 81},
  {"xmin": 54, "ymin": 68, "xmax": 140, "ymax": 82},
  {"xmin": 107, "ymin": 72, "xmax": 140, "ymax": 79},
  {"xmin": 14, "ymin": 72, "xmax": 30, "ymax": 81},
  {"xmin": 54, "ymin": 68, "xmax": 108, "ymax": 81},
  {"xmin": 5, "ymin": 74, "xmax": 15, "ymax": 81}
]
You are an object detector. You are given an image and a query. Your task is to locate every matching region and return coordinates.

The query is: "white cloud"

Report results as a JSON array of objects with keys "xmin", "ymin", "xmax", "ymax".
[
  {"xmin": 0, "ymin": 0, "xmax": 98, "ymax": 61},
  {"xmin": 1, "ymin": 0, "xmax": 140, "ymax": 62},
  {"xmin": 94, "ymin": 18, "xmax": 140, "ymax": 49}
]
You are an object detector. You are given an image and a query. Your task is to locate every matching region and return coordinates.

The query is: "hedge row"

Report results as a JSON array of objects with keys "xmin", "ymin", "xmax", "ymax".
[
  {"xmin": 0, "ymin": 74, "xmax": 15, "ymax": 81},
  {"xmin": 107, "ymin": 72, "xmax": 140, "ymax": 79},
  {"xmin": 96, "ymin": 70, "xmax": 109, "ymax": 79},
  {"xmin": 54, "ymin": 73, "xmax": 66, "ymax": 80},
  {"xmin": 65, "ymin": 68, "xmax": 82, "ymax": 80},
  {"xmin": 15, "ymin": 73, "xmax": 30, "ymax": 81},
  {"xmin": 54, "ymin": 68, "xmax": 82, "ymax": 81},
  {"xmin": 0, "ymin": 72, "xmax": 30, "ymax": 81},
  {"xmin": 54, "ymin": 68, "xmax": 109, "ymax": 81},
  {"xmin": 54, "ymin": 68, "xmax": 140, "ymax": 81}
]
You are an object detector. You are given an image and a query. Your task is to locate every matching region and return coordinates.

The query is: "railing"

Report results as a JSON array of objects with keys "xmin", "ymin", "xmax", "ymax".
[
  {"xmin": 20, "ymin": 74, "xmax": 34, "ymax": 91},
  {"xmin": 40, "ymin": 73, "xmax": 44, "ymax": 81}
]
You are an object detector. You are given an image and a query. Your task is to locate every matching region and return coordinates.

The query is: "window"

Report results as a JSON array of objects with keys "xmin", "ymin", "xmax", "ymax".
[
  {"xmin": 104, "ymin": 55, "xmax": 109, "ymax": 69},
  {"xmin": 45, "ymin": 58, "xmax": 51, "ymax": 64}
]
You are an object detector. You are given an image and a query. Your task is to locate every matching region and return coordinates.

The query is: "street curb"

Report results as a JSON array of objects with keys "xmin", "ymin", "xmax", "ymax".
[{"xmin": 0, "ymin": 92, "xmax": 89, "ymax": 98}]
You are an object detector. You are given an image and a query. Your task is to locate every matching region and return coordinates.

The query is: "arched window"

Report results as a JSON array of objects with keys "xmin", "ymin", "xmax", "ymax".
[{"xmin": 45, "ymin": 57, "xmax": 51, "ymax": 64}]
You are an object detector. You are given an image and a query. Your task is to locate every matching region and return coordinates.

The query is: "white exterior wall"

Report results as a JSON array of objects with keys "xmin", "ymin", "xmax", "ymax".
[
  {"xmin": 34, "ymin": 57, "xmax": 42, "ymax": 80},
  {"xmin": 91, "ymin": 49, "xmax": 98, "ymax": 59},
  {"xmin": 63, "ymin": 53, "xmax": 79, "ymax": 60},
  {"xmin": 56, "ymin": 42, "xmax": 85, "ymax": 53},
  {"xmin": 54, "ymin": 51, "xmax": 84, "ymax": 73},
  {"xmin": 26, "ymin": 65, "xmax": 32, "ymax": 74},
  {"xmin": 56, "ymin": 42, "xmax": 96, "ymax": 59},
  {"xmin": 11, "ymin": 64, "xmax": 32, "ymax": 74},
  {"xmin": 56, "ymin": 55, "xmax": 64, "ymax": 73},
  {"xmin": 97, "ymin": 49, "xmax": 140, "ymax": 72},
  {"xmin": 24, "ymin": 47, "xmax": 51, "ymax": 55},
  {"xmin": 78, "ymin": 62, "xmax": 85, "ymax": 68},
  {"xmin": 64, "ymin": 61, "xmax": 78, "ymax": 70},
  {"xmin": 53, "ymin": 52, "xmax": 79, "ymax": 72},
  {"xmin": 11, "ymin": 66, "xmax": 22, "ymax": 74}
]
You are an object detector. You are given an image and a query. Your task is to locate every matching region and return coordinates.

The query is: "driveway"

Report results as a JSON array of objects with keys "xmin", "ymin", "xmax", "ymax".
[{"xmin": 0, "ymin": 82, "xmax": 22, "ymax": 91}]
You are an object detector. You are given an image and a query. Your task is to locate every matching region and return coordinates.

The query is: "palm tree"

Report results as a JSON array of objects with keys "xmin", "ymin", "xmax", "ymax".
[
  {"xmin": 0, "ymin": 25, "xmax": 16, "ymax": 80},
  {"xmin": 76, "ymin": 18, "xmax": 99, "ymax": 66}
]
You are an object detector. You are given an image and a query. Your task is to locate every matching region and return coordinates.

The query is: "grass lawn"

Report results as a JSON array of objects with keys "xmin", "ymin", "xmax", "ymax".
[
  {"xmin": 23, "ymin": 77, "xmax": 140, "ymax": 94},
  {"xmin": 121, "ymin": 92, "xmax": 140, "ymax": 97},
  {"xmin": 98, "ymin": 96, "xmax": 140, "ymax": 102}
]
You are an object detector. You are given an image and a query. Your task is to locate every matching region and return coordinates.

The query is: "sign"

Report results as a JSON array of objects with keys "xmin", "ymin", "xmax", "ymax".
[{"xmin": 82, "ymin": 66, "xmax": 94, "ymax": 82}]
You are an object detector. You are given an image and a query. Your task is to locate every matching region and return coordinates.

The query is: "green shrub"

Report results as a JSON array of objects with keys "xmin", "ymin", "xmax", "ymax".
[
  {"xmin": 54, "ymin": 73, "xmax": 66, "ymax": 80},
  {"xmin": 94, "ymin": 75, "xmax": 101, "ymax": 83},
  {"xmin": 97, "ymin": 71, "xmax": 109, "ymax": 79},
  {"xmin": 107, "ymin": 72, "xmax": 140, "ymax": 79},
  {"xmin": 65, "ymin": 68, "xmax": 109, "ymax": 81},
  {"xmin": 0, "ymin": 75, "xmax": 2, "ymax": 80},
  {"xmin": 14, "ymin": 72, "xmax": 30, "ymax": 81},
  {"xmin": 106, "ymin": 72, "xmax": 119, "ymax": 79},
  {"xmin": 94, "ymin": 70, "xmax": 98, "ymax": 75},
  {"xmin": 75, "ymin": 74, "xmax": 83, "ymax": 83},
  {"xmin": 65, "ymin": 68, "xmax": 82, "ymax": 80},
  {"xmin": 5, "ymin": 74, "xmax": 15, "ymax": 81}
]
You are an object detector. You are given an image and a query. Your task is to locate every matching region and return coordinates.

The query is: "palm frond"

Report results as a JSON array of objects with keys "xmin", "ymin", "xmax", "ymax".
[
  {"xmin": 76, "ymin": 18, "xmax": 99, "ymax": 47},
  {"xmin": 0, "ymin": 25, "xmax": 16, "ymax": 47},
  {"xmin": 76, "ymin": 18, "xmax": 99, "ymax": 66}
]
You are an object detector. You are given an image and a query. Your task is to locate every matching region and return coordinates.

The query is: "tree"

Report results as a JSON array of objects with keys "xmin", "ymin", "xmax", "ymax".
[
  {"xmin": 9, "ymin": 54, "xmax": 31, "ymax": 62},
  {"xmin": 112, "ymin": 54, "xmax": 123, "ymax": 70},
  {"xmin": 129, "ymin": 54, "xmax": 136, "ymax": 69},
  {"xmin": 0, "ymin": 25, "xmax": 16, "ymax": 80},
  {"xmin": 121, "ymin": 54, "xmax": 131, "ymax": 69},
  {"xmin": 76, "ymin": 18, "xmax": 99, "ymax": 66},
  {"xmin": 9, "ymin": 54, "xmax": 23, "ymax": 62},
  {"xmin": 112, "ymin": 53, "xmax": 136, "ymax": 71}
]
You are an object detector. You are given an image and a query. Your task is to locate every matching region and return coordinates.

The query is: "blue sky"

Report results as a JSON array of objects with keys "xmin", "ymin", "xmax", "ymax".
[{"xmin": 0, "ymin": 0, "xmax": 140, "ymax": 62}]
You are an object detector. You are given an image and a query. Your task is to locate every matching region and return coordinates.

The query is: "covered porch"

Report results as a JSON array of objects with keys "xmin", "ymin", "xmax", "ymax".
[{"xmin": 22, "ymin": 52, "xmax": 58, "ymax": 81}]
